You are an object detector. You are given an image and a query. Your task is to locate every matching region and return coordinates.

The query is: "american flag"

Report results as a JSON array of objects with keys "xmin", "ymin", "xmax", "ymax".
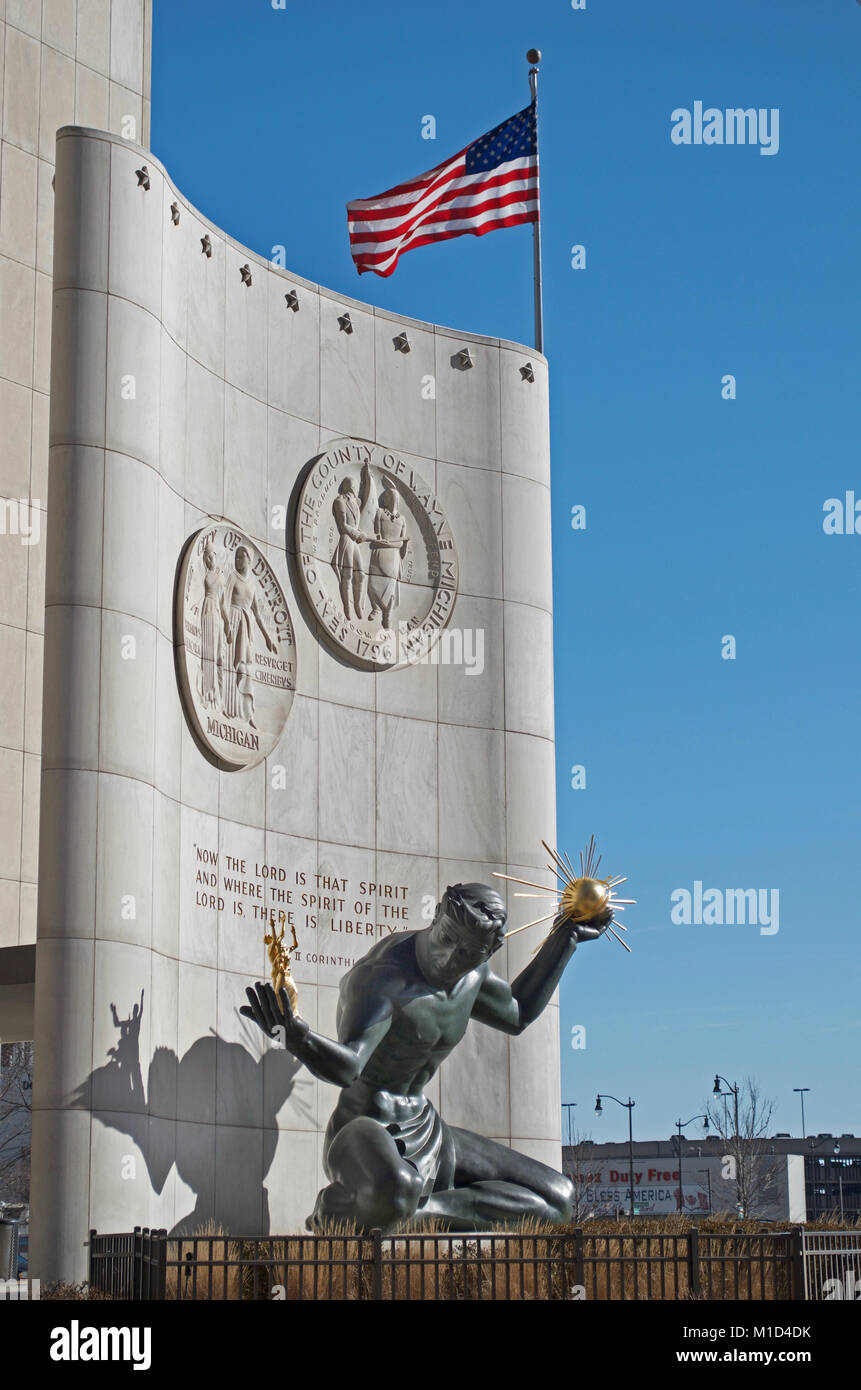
[{"xmin": 347, "ymin": 103, "xmax": 539, "ymax": 278}]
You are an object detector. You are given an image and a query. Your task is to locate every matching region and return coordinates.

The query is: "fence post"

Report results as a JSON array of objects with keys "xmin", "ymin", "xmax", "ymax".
[
  {"xmin": 154, "ymin": 1230, "xmax": 167, "ymax": 1301},
  {"xmin": 790, "ymin": 1227, "xmax": 805, "ymax": 1301},
  {"xmin": 140, "ymin": 1228, "xmax": 156, "ymax": 1300},
  {"xmin": 131, "ymin": 1227, "xmax": 143, "ymax": 1301},
  {"xmin": 371, "ymin": 1227, "xmax": 383, "ymax": 1301},
  {"xmin": 143, "ymin": 1229, "xmax": 152, "ymax": 1299},
  {"xmin": 688, "ymin": 1228, "xmax": 701, "ymax": 1299},
  {"xmin": 88, "ymin": 1229, "xmax": 97, "ymax": 1290},
  {"xmin": 574, "ymin": 1228, "xmax": 584, "ymax": 1296}
]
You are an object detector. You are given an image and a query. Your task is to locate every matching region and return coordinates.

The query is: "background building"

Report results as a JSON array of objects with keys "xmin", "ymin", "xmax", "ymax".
[
  {"xmin": 0, "ymin": 1040, "xmax": 32, "ymax": 1205},
  {"xmin": 563, "ymin": 1134, "xmax": 861, "ymax": 1223}
]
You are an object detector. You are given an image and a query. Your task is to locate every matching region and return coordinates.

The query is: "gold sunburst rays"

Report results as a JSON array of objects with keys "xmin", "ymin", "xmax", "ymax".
[{"xmin": 492, "ymin": 836, "xmax": 634, "ymax": 954}]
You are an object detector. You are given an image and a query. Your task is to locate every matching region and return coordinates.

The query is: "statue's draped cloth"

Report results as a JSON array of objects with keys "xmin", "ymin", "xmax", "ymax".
[{"xmin": 317, "ymin": 1078, "xmax": 457, "ymax": 1219}]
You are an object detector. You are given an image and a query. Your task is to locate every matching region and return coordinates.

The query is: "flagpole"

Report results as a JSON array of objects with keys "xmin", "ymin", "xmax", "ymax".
[{"xmin": 527, "ymin": 48, "xmax": 544, "ymax": 354}]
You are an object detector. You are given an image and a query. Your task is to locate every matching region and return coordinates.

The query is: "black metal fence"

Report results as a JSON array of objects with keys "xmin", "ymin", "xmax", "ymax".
[{"xmin": 88, "ymin": 1226, "xmax": 805, "ymax": 1301}]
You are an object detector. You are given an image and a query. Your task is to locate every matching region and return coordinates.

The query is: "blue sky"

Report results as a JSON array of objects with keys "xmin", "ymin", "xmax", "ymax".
[{"xmin": 151, "ymin": 0, "xmax": 861, "ymax": 1146}]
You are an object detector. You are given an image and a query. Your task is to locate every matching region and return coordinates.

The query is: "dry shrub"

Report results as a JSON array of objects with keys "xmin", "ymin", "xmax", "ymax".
[
  {"xmin": 41, "ymin": 1281, "xmax": 112, "ymax": 1301},
  {"xmin": 150, "ymin": 1213, "xmax": 856, "ymax": 1302},
  {"xmin": 166, "ymin": 1222, "xmax": 243, "ymax": 1301}
]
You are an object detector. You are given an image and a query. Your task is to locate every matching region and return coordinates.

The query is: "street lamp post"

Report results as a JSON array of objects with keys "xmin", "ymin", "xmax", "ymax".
[
  {"xmin": 713, "ymin": 1074, "xmax": 740, "ymax": 1137},
  {"xmin": 596, "ymin": 1093, "xmax": 636, "ymax": 1218},
  {"xmin": 713, "ymin": 1074, "xmax": 742, "ymax": 1214},
  {"xmin": 793, "ymin": 1087, "xmax": 810, "ymax": 1140},
  {"xmin": 562, "ymin": 1101, "xmax": 577, "ymax": 1149},
  {"xmin": 675, "ymin": 1114, "xmax": 709, "ymax": 1212}
]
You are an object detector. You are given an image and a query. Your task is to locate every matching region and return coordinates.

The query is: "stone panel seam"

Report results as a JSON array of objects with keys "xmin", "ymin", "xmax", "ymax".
[
  {"xmin": 0, "ymin": 491, "xmax": 47, "ymax": 512},
  {"xmin": 13, "ymin": 48, "xmax": 43, "ymax": 944},
  {"xmin": 7, "ymin": 17, "xmax": 148, "ymax": 93},
  {"xmin": 371, "ymin": 289, "xmax": 380, "ymax": 977},
  {"xmin": 148, "ymin": 289, "xmax": 165, "ymax": 1002},
  {"xmin": 434, "ymin": 454, "xmax": 552, "ymax": 488},
  {"xmin": 433, "ymin": 355, "xmax": 440, "ymax": 757},
  {"xmin": 83, "ymin": 144, "xmax": 111, "ymax": 1152},
  {"xmin": 0, "ymin": 222, "xmax": 40, "ymax": 275},
  {"xmin": 4, "ymin": 17, "xmax": 42, "ymax": 43},
  {"xmin": 38, "ymin": 703, "xmax": 534, "ymax": 777},
  {"xmin": 30, "ymin": 1109, "xmax": 325, "ymax": 1134},
  {"xmin": 497, "ymin": 343, "xmax": 512, "ymax": 1145},
  {"xmin": 142, "ymin": 2, "xmax": 153, "ymax": 106},
  {"xmin": 0, "ymin": 612, "xmax": 34, "ymax": 634}
]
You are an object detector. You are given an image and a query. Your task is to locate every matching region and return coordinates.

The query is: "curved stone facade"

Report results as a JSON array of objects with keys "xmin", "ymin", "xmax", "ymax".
[
  {"xmin": 31, "ymin": 124, "xmax": 558, "ymax": 1279},
  {"xmin": 0, "ymin": 1, "xmax": 151, "ymax": 961}
]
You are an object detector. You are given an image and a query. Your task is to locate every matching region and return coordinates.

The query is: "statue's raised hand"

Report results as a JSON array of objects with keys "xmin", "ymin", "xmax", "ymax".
[
  {"xmin": 241, "ymin": 981, "xmax": 309, "ymax": 1049},
  {"xmin": 558, "ymin": 906, "xmax": 614, "ymax": 944},
  {"xmin": 574, "ymin": 905, "xmax": 614, "ymax": 941}
]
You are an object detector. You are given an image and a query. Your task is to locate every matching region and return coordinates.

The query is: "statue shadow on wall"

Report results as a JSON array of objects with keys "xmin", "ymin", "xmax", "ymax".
[{"xmin": 74, "ymin": 991, "xmax": 312, "ymax": 1235}]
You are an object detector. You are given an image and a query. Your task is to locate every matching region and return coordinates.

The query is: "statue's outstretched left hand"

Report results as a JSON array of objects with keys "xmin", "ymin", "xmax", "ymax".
[{"xmin": 241, "ymin": 981, "xmax": 309, "ymax": 1049}]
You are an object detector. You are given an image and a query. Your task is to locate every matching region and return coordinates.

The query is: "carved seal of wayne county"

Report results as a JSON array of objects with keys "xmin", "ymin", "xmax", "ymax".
[
  {"xmin": 294, "ymin": 438, "xmax": 458, "ymax": 670},
  {"xmin": 175, "ymin": 522, "xmax": 297, "ymax": 771}
]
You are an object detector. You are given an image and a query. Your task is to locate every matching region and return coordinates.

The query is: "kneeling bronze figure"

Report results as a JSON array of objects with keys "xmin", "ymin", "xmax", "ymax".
[{"xmin": 242, "ymin": 880, "xmax": 614, "ymax": 1232}]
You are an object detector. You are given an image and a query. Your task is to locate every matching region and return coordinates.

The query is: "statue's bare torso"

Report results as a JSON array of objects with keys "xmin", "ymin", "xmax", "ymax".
[{"xmin": 338, "ymin": 934, "xmax": 483, "ymax": 1099}]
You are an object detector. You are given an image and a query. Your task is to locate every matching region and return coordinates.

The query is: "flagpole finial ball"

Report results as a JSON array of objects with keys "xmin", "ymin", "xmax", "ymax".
[{"xmin": 527, "ymin": 48, "xmax": 541, "ymax": 65}]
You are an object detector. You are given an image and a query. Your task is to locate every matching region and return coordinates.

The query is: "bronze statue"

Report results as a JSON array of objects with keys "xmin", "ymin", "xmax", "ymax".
[
  {"xmin": 263, "ymin": 913, "xmax": 300, "ymax": 1017},
  {"xmin": 242, "ymin": 882, "xmax": 613, "ymax": 1232}
]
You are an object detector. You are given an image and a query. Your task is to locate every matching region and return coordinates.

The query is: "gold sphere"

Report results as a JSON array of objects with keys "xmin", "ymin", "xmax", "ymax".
[{"xmin": 560, "ymin": 876, "xmax": 610, "ymax": 923}]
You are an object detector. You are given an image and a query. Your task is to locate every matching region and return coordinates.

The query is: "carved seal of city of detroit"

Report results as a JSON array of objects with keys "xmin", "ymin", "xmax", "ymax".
[
  {"xmin": 294, "ymin": 439, "xmax": 458, "ymax": 669},
  {"xmin": 175, "ymin": 523, "xmax": 297, "ymax": 770}
]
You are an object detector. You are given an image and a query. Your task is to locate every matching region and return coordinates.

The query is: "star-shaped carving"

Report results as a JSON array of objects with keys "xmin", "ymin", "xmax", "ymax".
[
  {"xmin": 285, "ymin": 290, "xmax": 300, "ymax": 311},
  {"xmin": 393, "ymin": 332, "xmax": 411, "ymax": 354},
  {"xmin": 201, "ymin": 235, "xmax": 212, "ymax": 258},
  {"xmin": 338, "ymin": 313, "xmax": 353, "ymax": 334},
  {"xmin": 520, "ymin": 362, "xmax": 535, "ymax": 383},
  {"xmin": 170, "ymin": 202, "xmax": 180, "ymax": 226},
  {"xmin": 135, "ymin": 166, "xmax": 150, "ymax": 191},
  {"xmin": 240, "ymin": 264, "xmax": 253, "ymax": 287},
  {"xmin": 452, "ymin": 347, "xmax": 473, "ymax": 370}
]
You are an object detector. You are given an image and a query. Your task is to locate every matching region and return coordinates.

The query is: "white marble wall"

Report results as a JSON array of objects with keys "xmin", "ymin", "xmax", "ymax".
[
  {"xmin": 0, "ymin": 1, "xmax": 152, "ymax": 953},
  {"xmin": 30, "ymin": 124, "xmax": 559, "ymax": 1280}
]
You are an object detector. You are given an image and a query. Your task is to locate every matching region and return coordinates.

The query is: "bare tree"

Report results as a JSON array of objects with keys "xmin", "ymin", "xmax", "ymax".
[
  {"xmin": 563, "ymin": 1128, "xmax": 600, "ymax": 1223},
  {"xmin": 0, "ymin": 1043, "xmax": 32, "ymax": 1204},
  {"xmin": 707, "ymin": 1076, "xmax": 778, "ymax": 1218}
]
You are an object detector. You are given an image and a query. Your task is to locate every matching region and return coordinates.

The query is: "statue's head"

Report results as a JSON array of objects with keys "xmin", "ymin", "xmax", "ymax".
[
  {"xmin": 235, "ymin": 545, "xmax": 250, "ymax": 575},
  {"xmin": 339, "ymin": 477, "xmax": 355, "ymax": 496},
  {"xmin": 423, "ymin": 883, "xmax": 506, "ymax": 987},
  {"xmin": 380, "ymin": 483, "xmax": 399, "ymax": 514},
  {"xmin": 203, "ymin": 543, "xmax": 216, "ymax": 571}
]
